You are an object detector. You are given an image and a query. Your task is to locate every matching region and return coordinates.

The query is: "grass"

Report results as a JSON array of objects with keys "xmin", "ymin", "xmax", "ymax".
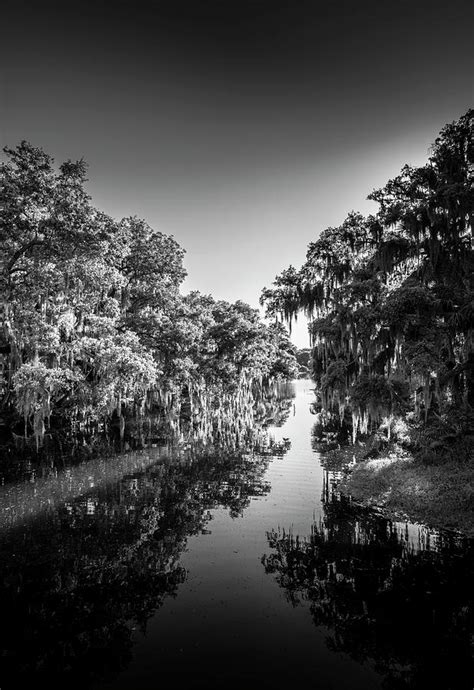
[{"xmin": 338, "ymin": 447, "xmax": 474, "ymax": 537}]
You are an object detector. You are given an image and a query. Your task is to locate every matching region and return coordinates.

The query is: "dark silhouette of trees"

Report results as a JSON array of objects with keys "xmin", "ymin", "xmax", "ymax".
[
  {"xmin": 0, "ymin": 444, "xmax": 283, "ymax": 688},
  {"xmin": 262, "ymin": 499, "xmax": 474, "ymax": 689},
  {"xmin": 261, "ymin": 110, "xmax": 474, "ymax": 456}
]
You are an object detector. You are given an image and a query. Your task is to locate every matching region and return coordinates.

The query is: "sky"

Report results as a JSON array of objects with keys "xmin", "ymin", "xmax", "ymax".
[{"xmin": 1, "ymin": 0, "xmax": 473, "ymax": 347}]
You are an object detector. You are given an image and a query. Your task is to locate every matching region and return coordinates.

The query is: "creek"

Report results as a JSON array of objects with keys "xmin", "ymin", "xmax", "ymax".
[{"xmin": 0, "ymin": 380, "xmax": 472, "ymax": 689}]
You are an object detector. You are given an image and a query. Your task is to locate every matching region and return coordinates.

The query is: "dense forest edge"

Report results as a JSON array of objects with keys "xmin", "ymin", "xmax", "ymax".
[
  {"xmin": 261, "ymin": 110, "xmax": 474, "ymax": 535},
  {"xmin": 0, "ymin": 143, "xmax": 299, "ymax": 451}
]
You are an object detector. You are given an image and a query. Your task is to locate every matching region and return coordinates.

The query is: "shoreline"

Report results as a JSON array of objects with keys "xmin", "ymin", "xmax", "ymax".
[{"xmin": 337, "ymin": 449, "xmax": 474, "ymax": 538}]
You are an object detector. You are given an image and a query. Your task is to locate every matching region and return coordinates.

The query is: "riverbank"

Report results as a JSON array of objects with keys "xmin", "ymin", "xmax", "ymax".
[{"xmin": 338, "ymin": 447, "xmax": 474, "ymax": 537}]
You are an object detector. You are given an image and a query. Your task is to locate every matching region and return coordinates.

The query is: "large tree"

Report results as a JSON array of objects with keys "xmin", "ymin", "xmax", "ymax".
[
  {"xmin": 261, "ymin": 110, "xmax": 474, "ymax": 454},
  {"xmin": 0, "ymin": 142, "xmax": 297, "ymax": 445}
]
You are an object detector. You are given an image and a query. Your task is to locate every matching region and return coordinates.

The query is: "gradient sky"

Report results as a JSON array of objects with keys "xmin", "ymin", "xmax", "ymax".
[{"xmin": 1, "ymin": 0, "xmax": 473, "ymax": 346}]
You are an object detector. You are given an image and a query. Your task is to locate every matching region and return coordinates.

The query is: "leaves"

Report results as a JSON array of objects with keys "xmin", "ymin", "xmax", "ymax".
[
  {"xmin": 0, "ymin": 142, "xmax": 297, "ymax": 442},
  {"xmin": 261, "ymin": 109, "xmax": 474, "ymax": 439}
]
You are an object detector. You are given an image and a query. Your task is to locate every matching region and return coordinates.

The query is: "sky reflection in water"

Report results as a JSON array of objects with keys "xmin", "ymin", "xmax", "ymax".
[{"xmin": 0, "ymin": 380, "xmax": 472, "ymax": 690}]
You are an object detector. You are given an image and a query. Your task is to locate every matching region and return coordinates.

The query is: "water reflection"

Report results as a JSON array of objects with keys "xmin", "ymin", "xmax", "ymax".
[
  {"xmin": 0, "ymin": 382, "xmax": 295, "ymax": 484},
  {"xmin": 0, "ymin": 384, "xmax": 295, "ymax": 688},
  {"xmin": 1, "ymin": 379, "xmax": 472, "ymax": 690},
  {"xmin": 0, "ymin": 444, "xmax": 289, "ymax": 689},
  {"xmin": 262, "ymin": 496, "xmax": 474, "ymax": 689},
  {"xmin": 0, "ymin": 383, "xmax": 295, "ymax": 526}
]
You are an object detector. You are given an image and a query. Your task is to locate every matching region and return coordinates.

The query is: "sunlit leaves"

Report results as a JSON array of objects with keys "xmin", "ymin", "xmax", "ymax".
[{"xmin": 1, "ymin": 141, "xmax": 297, "ymax": 442}]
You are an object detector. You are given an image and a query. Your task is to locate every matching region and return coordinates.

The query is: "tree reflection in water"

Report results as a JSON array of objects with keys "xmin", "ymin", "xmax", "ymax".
[
  {"xmin": 0, "ymin": 436, "xmax": 289, "ymax": 689},
  {"xmin": 262, "ymin": 495, "xmax": 474, "ymax": 689}
]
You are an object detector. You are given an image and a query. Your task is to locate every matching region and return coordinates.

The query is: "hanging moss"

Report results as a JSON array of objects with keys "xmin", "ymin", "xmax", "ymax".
[
  {"xmin": 0, "ymin": 143, "xmax": 298, "ymax": 446},
  {"xmin": 261, "ymin": 109, "xmax": 474, "ymax": 443}
]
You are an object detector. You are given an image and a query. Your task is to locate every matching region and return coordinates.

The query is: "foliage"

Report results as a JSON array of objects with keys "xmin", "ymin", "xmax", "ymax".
[
  {"xmin": 0, "ymin": 142, "xmax": 297, "ymax": 443},
  {"xmin": 261, "ymin": 110, "xmax": 474, "ymax": 447},
  {"xmin": 294, "ymin": 347, "xmax": 312, "ymax": 377}
]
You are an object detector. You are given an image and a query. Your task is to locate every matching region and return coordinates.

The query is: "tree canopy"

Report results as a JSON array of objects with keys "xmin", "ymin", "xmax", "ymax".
[
  {"xmin": 0, "ymin": 142, "xmax": 297, "ymax": 445},
  {"xmin": 261, "ymin": 110, "xmax": 474, "ymax": 453}
]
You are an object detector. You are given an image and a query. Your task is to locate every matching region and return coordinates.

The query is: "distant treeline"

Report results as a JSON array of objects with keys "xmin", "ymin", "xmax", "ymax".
[
  {"xmin": 0, "ymin": 143, "xmax": 297, "ymax": 444},
  {"xmin": 262, "ymin": 110, "xmax": 473, "ymax": 460}
]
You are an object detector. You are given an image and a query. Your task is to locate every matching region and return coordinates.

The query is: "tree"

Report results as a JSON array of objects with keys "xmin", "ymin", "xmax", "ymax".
[
  {"xmin": 0, "ymin": 142, "xmax": 297, "ymax": 445},
  {"xmin": 261, "ymin": 110, "xmax": 474, "ymax": 453}
]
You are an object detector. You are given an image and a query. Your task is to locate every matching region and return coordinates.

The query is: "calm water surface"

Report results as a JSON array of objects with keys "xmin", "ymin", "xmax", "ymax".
[{"xmin": 0, "ymin": 380, "xmax": 472, "ymax": 689}]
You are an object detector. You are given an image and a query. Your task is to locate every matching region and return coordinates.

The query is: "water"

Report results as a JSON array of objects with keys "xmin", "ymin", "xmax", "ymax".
[{"xmin": 0, "ymin": 380, "xmax": 472, "ymax": 689}]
